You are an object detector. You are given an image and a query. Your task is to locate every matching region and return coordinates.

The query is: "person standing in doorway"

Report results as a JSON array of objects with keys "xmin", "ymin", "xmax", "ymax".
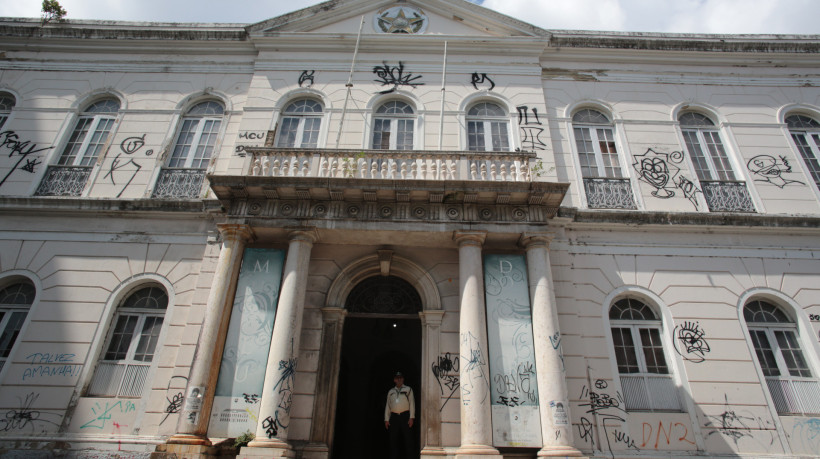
[{"xmin": 384, "ymin": 371, "xmax": 415, "ymax": 459}]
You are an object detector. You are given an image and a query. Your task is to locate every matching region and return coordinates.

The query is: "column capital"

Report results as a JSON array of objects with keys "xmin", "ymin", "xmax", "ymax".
[
  {"xmin": 217, "ymin": 223, "xmax": 254, "ymax": 242},
  {"xmin": 453, "ymin": 230, "xmax": 487, "ymax": 248},
  {"xmin": 519, "ymin": 232, "xmax": 555, "ymax": 250},
  {"xmin": 419, "ymin": 309, "xmax": 445, "ymax": 326},
  {"xmin": 286, "ymin": 226, "xmax": 319, "ymax": 244}
]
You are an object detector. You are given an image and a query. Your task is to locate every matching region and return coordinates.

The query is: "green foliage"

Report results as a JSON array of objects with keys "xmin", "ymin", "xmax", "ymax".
[
  {"xmin": 530, "ymin": 159, "xmax": 553, "ymax": 179},
  {"xmin": 234, "ymin": 430, "xmax": 255, "ymax": 448},
  {"xmin": 41, "ymin": 0, "xmax": 67, "ymax": 24},
  {"xmin": 342, "ymin": 151, "xmax": 367, "ymax": 177}
]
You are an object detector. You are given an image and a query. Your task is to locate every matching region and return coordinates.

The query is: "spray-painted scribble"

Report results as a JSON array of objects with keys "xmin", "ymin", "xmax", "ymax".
[
  {"xmin": 460, "ymin": 332, "xmax": 490, "ymax": 406},
  {"xmin": 516, "ymin": 106, "xmax": 547, "ymax": 151},
  {"xmin": 243, "ymin": 393, "xmax": 260, "ymax": 404},
  {"xmin": 673, "ymin": 321, "xmax": 711, "ymax": 363},
  {"xmin": 0, "ymin": 393, "xmax": 61, "ymax": 433},
  {"xmin": 632, "ymin": 148, "xmax": 701, "ymax": 209},
  {"xmin": 471, "ymin": 72, "xmax": 495, "ymax": 91},
  {"xmin": 161, "ymin": 375, "xmax": 189, "ymax": 425},
  {"xmin": 298, "ymin": 70, "xmax": 315, "ymax": 88},
  {"xmin": 0, "ymin": 130, "xmax": 53, "ymax": 187},
  {"xmin": 747, "ymin": 154, "xmax": 805, "ymax": 188},
  {"xmin": 80, "ymin": 400, "xmax": 136, "ymax": 430},
  {"xmin": 373, "ymin": 62, "xmax": 424, "ymax": 94},
  {"xmin": 791, "ymin": 418, "xmax": 820, "ymax": 453},
  {"xmin": 641, "ymin": 420, "xmax": 697, "ymax": 449},
  {"xmin": 103, "ymin": 134, "xmax": 153, "ymax": 198},
  {"xmin": 432, "ymin": 353, "xmax": 460, "ymax": 411},
  {"xmin": 579, "ymin": 378, "xmax": 628, "ymax": 458},
  {"xmin": 704, "ymin": 394, "xmax": 775, "ymax": 449}
]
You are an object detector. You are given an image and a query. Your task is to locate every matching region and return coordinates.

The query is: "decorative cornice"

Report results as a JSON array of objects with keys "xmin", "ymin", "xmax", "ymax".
[
  {"xmin": 558, "ymin": 207, "xmax": 820, "ymax": 230},
  {"xmin": 0, "ymin": 196, "xmax": 222, "ymax": 216}
]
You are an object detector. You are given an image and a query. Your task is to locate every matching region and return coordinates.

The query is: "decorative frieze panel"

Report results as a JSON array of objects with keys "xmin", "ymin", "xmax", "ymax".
[{"xmin": 228, "ymin": 198, "xmax": 552, "ymax": 224}]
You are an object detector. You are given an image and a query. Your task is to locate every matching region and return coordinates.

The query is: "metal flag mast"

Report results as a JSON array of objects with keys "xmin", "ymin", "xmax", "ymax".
[
  {"xmin": 438, "ymin": 41, "xmax": 448, "ymax": 151},
  {"xmin": 335, "ymin": 16, "xmax": 366, "ymax": 149}
]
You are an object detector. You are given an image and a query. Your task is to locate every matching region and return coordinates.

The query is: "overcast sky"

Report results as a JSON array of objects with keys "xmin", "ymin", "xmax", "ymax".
[{"xmin": 4, "ymin": 0, "xmax": 820, "ymax": 34}]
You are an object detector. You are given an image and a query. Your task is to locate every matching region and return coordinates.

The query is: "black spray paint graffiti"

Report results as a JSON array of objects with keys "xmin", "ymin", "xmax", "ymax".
[
  {"xmin": 632, "ymin": 148, "xmax": 700, "ymax": 209},
  {"xmin": 747, "ymin": 154, "xmax": 805, "ymax": 188},
  {"xmin": 161, "ymin": 375, "xmax": 189, "ymax": 425},
  {"xmin": 298, "ymin": 70, "xmax": 315, "ymax": 88},
  {"xmin": 673, "ymin": 321, "xmax": 711, "ymax": 363},
  {"xmin": 243, "ymin": 393, "xmax": 260, "ymax": 404},
  {"xmin": 704, "ymin": 394, "xmax": 775, "ymax": 449},
  {"xmin": 262, "ymin": 415, "xmax": 278, "ymax": 438},
  {"xmin": 516, "ymin": 106, "xmax": 547, "ymax": 151},
  {"xmin": 264, "ymin": 352, "xmax": 297, "ymax": 438},
  {"xmin": 470, "ymin": 72, "xmax": 495, "ymax": 91},
  {"xmin": 493, "ymin": 361, "xmax": 536, "ymax": 406},
  {"xmin": 460, "ymin": 332, "xmax": 490, "ymax": 406},
  {"xmin": 550, "ymin": 331, "xmax": 565, "ymax": 371},
  {"xmin": 578, "ymin": 378, "xmax": 630, "ymax": 458},
  {"xmin": 102, "ymin": 134, "xmax": 154, "ymax": 198},
  {"xmin": 0, "ymin": 393, "xmax": 61, "ymax": 433},
  {"xmin": 0, "ymin": 130, "xmax": 53, "ymax": 187},
  {"xmin": 373, "ymin": 61, "xmax": 424, "ymax": 94},
  {"xmin": 432, "ymin": 352, "xmax": 460, "ymax": 411}
]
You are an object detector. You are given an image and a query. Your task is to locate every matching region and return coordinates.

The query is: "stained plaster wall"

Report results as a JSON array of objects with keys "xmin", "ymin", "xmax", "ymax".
[
  {"xmin": 551, "ymin": 223, "xmax": 820, "ymax": 457},
  {"xmin": 0, "ymin": 212, "xmax": 214, "ymax": 447}
]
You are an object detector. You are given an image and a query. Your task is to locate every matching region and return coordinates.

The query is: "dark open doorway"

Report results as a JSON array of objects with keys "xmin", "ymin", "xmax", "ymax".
[{"xmin": 332, "ymin": 276, "xmax": 422, "ymax": 459}]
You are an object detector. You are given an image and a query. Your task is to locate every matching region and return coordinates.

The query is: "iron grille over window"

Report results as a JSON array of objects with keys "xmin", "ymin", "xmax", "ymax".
[
  {"xmin": 609, "ymin": 298, "xmax": 681, "ymax": 411},
  {"xmin": 346, "ymin": 276, "xmax": 421, "ymax": 315}
]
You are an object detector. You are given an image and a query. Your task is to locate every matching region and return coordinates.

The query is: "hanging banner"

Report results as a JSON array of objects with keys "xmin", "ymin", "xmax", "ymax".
[
  {"xmin": 483, "ymin": 254, "xmax": 542, "ymax": 447},
  {"xmin": 208, "ymin": 248, "xmax": 285, "ymax": 437}
]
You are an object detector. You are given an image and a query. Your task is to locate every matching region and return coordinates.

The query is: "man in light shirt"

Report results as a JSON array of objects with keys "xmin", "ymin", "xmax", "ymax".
[{"xmin": 384, "ymin": 371, "xmax": 415, "ymax": 459}]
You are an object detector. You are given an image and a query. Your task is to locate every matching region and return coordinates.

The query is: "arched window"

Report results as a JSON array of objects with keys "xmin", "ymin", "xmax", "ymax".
[
  {"xmin": 88, "ymin": 284, "xmax": 168, "ymax": 397},
  {"xmin": 154, "ymin": 100, "xmax": 224, "ymax": 198},
  {"xmin": 744, "ymin": 299, "xmax": 820, "ymax": 415},
  {"xmin": 678, "ymin": 111, "xmax": 753, "ymax": 212},
  {"xmin": 0, "ymin": 92, "xmax": 16, "ymax": 129},
  {"xmin": 372, "ymin": 101, "xmax": 414, "ymax": 150},
  {"xmin": 573, "ymin": 109, "xmax": 622, "ymax": 178},
  {"xmin": 786, "ymin": 114, "xmax": 820, "ymax": 190},
  {"xmin": 277, "ymin": 99, "xmax": 323, "ymax": 148},
  {"xmin": 168, "ymin": 101, "xmax": 224, "ymax": 169},
  {"xmin": 679, "ymin": 112, "xmax": 735, "ymax": 182},
  {"xmin": 36, "ymin": 98, "xmax": 120, "ymax": 196},
  {"xmin": 466, "ymin": 102, "xmax": 510, "ymax": 152},
  {"xmin": 0, "ymin": 280, "xmax": 36, "ymax": 372},
  {"xmin": 609, "ymin": 298, "xmax": 681, "ymax": 411}
]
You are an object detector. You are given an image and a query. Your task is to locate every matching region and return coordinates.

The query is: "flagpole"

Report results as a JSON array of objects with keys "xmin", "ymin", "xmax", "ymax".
[
  {"xmin": 335, "ymin": 16, "xmax": 365, "ymax": 149},
  {"xmin": 438, "ymin": 41, "xmax": 448, "ymax": 151}
]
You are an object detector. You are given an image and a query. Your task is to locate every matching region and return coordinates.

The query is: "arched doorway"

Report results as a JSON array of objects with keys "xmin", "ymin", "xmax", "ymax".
[{"xmin": 332, "ymin": 275, "xmax": 422, "ymax": 459}]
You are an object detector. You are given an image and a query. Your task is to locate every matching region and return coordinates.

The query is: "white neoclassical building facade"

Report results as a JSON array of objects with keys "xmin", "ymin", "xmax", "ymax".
[{"xmin": 1, "ymin": 1, "xmax": 820, "ymax": 458}]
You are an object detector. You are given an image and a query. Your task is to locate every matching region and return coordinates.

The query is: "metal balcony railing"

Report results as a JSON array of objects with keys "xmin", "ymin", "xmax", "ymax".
[
  {"xmin": 248, "ymin": 148, "xmax": 540, "ymax": 182},
  {"xmin": 152, "ymin": 167, "xmax": 205, "ymax": 198},
  {"xmin": 34, "ymin": 165, "xmax": 91, "ymax": 196},
  {"xmin": 701, "ymin": 180, "xmax": 755, "ymax": 213},
  {"xmin": 583, "ymin": 177, "xmax": 637, "ymax": 209}
]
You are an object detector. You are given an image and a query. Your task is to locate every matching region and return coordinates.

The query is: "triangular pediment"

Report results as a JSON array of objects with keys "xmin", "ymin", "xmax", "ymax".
[{"xmin": 247, "ymin": 0, "xmax": 545, "ymax": 38}]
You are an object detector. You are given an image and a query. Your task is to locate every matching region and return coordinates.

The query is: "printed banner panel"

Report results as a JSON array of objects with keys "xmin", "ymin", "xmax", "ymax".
[
  {"xmin": 208, "ymin": 248, "xmax": 285, "ymax": 438},
  {"xmin": 484, "ymin": 254, "xmax": 542, "ymax": 447}
]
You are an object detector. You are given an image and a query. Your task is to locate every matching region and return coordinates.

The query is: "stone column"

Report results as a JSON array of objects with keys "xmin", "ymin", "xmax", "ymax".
[
  {"xmin": 168, "ymin": 223, "xmax": 253, "ymax": 446},
  {"xmin": 521, "ymin": 233, "xmax": 582, "ymax": 457},
  {"xmin": 420, "ymin": 310, "xmax": 446, "ymax": 458},
  {"xmin": 245, "ymin": 228, "xmax": 317, "ymax": 458},
  {"xmin": 302, "ymin": 307, "xmax": 347, "ymax": 459},
  {"xmin": 453, "ymin": 231, "xmax": 501, "ymax": 459}
]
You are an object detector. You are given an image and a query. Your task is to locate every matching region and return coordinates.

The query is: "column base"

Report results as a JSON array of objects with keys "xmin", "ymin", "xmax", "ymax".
[
  {"xmin": 165, "ymin": 433, "xmax": 212, "ymax": 446},
  {"xmin": 421, "ymin": 445, "xmax": 448, "ymax": 457},
  {"xmin": 300, "ymin": 442, "xmax": 329, "ymax": 459},
  {"xmin": 241, "ymin": 438, "xmax": 294, "ymax": 458},
  {"xmin": 455, "ymin": 444, "xmax": 503, "ymax": 459},
  {"xmin": 537, "ymin": 445, "xmax": 586, "ymax": 457}
]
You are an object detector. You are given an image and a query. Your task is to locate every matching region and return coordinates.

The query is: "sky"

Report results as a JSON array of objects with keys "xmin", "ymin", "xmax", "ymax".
[{"xmin": 4, "ymin": 0, "xmax": 820, "ymax": 35}]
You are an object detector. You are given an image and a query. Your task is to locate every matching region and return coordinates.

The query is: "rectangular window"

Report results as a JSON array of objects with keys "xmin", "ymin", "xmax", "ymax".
[
  {"xmin": 750, "ymin": 329, "xmax": 781, "ymax": 377},
  {"xmin": 612, "ymin": 327, "xmax": 640, "ymax": 373}
]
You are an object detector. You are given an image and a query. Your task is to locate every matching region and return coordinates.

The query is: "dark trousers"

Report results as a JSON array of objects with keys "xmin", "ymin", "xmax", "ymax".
[{"xmin": 388, "ymin": 411, "xmax": 413, "ymax": 459}]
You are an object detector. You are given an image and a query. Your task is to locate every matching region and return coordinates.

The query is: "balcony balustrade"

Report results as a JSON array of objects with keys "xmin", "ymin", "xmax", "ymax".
[
  {"xmin": 701, "ymin": 180, "xmax": 755, "ymax": 212},
  {"xmin": 152, "ymin": 167, "xmax": 206, "ymax": 198},
  {"xmin": 247, "ymin": 148, "xmax": 539, "ymax": 182},
  {"xmin": 583, "ymin": 177, "xmax": 637, "ymax": 209},
  {"xmin": 35, "ymin": 165, "xmax": 91, "ymax": 196}
]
